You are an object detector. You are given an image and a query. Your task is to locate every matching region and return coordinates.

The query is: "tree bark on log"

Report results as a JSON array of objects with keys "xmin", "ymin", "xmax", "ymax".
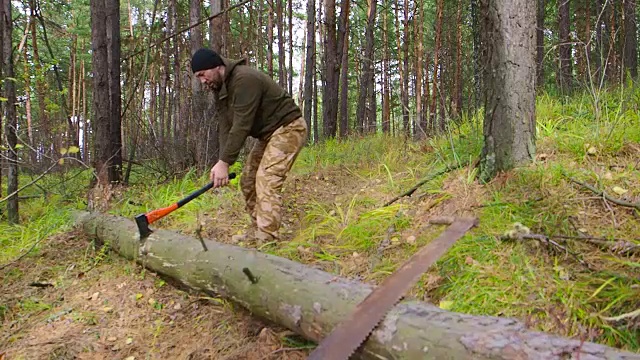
[{"xmin": 73, "ymin": 211, "xmax": 639, "ymax": 360}]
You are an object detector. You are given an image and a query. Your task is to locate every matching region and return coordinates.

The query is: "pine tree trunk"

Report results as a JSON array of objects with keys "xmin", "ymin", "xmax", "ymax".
[
  {"xmin": 30, "ymin": 0, "xmax": 50, "ymax": 161},
  {"xmin": 622, "ymin": 0, "xmax": 637, "ymax": 79},
  {"xmin": 471, "ymin": 0, "xmax": 481, "ymax": 109},
  {"xmin": 337, "ymin": 0, "xmax": 350, "ymax": 138},
  {"xmin": 357, "ymin": 0, "xmax": 376, "ymax": 134},
  {"xmin": 414, "ymin": 0, "xmax": 423, "ymax": 137},
  {"xmin": 536, "ymin": 0, "xmax": 545, "ymax": 88},
  {"xmin": 394, "ymin": 0, "xmax": 409, "ymax": 136},
  {"xmin": 277, "ymin": 0, "xmax": 286, "ymax": 88},
  {"xmin": 304, "ymin": 0, "xmax": 316, "ymax": 143},
  {"xmin": 107, "ymin": 0, "xmax": 122, "ymax": 182},
  {"xmin": 430, "ymin": 0, "xmax": 444, "ymax": 131},
  {"xmin": 478, "ymin": 0, "xmax": 536, "ymax": 183},
  {"xmin": 453, "ymin": 0, "xmax": 463, "ymax": 117},
  {"xmin": 558, "ymin": 0, "xmax": 573, "ymax": 95},
  {"xmin": 402, "ymin": 0, "xmax": 410, "ymax": 134},
  {"xmin": 91, "ymin": 0, "xmax": 112, "ymax": 185},
  {"xmin": 288, "ymin": 0, "xmax": 293, "ymax": 94},
  {"xmin": 323, "ymin": 0, "xmax": 338, "ymax": 138},
  {"xmin": 267, "ymin": 6, "xmax": 274, "ymax": 77},
  {"xmin": 381, "ymin": 1, "xmax": 390, "ymax": 134},
  {"xmin": 2, "ymin": 0, "xmax": 18, "ymax": 223},
  {"xmin": 315, "ymin": 0, "xmax": 324, "ymax": 143},
  {"xmin": 22, "ymin": 37, "xmax": 35, "ymax": 165}
]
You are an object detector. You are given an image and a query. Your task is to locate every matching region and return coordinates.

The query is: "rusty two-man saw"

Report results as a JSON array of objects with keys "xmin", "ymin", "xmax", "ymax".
[{"xmin": 307, "ymin": 217, "xmax": 478, "ymax": 360}]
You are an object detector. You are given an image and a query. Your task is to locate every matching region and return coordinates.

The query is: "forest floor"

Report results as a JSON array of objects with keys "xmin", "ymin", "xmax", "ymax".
[{"xmin": 1, "ymin": 92, "xmax": 640, "ymax": 359}]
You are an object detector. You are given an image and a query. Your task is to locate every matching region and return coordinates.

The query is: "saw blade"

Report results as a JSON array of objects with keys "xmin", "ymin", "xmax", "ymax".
[{"xmin": 307, "ymin": 217, "xmax": 478, "ymax": 360}]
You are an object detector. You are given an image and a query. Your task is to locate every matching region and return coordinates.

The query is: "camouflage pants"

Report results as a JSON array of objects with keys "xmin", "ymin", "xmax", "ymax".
[{"xmin": 241, "ymin": 117, "xmax": 307, "ymax": 240}]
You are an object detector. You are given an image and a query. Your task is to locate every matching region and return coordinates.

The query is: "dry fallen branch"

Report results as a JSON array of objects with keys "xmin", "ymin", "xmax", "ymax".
[
  {"xmin": 383, "ymin": 162, "xmax": 468, "ymax": 207},
  {"xmin": 500, "ymin": 224, "xmax": 591, "ymax": 269},
  {"xmin": 600, "ymin": 308, "xmax": 640, "ymax": 323},
  {"xmin": 566, "ymin": 175, "xmax": 640, "ymax": 211},
  {"xmin": 0, "ymin": 236, "xmax": 48, "ymax": 271},
  {"xmin": 555, "ymin": 235, "xmax": 640, "ymax": 255}
]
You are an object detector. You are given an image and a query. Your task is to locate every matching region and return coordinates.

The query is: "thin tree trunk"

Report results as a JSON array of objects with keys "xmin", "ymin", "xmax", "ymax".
[
  {"xmin": 315, "ymin": 0, "xmax": 324, "ymax": 143},
  {"xmin": 471, "ymin": 0, "xmax": 481, "ymax": 109},
  {"xmin": 257, "ymin": 0, "xmax": 264, "ymax": 70},
  {"xmin": 323, "ymin": 0, "xmax": 338, "ymax": 138},
  {"xmin": 22, "ymin": 36, "xmax": 35, "ymax": 164},
  {"xmin": 430, "ymin": 0, "xmax": 444, "ymax": 131},
  {"xmin": 414, "ymin": 0, "xmax": 423, "ymax": 137},
  {"xmin": 536, "ymin": 0, "xmax": 545, "ymax": 88},
  {"xmin": 30, "ymin": 0, "xmax": 49, "ymax": 159},
  {"xmin": 394, "ymin": 0, "xmax": 408, "ymax": 136},
  {"xmin": 356, "ymin": 0, "xmax": 377, "ymax": 137},
  {"xmin": 82, "ymin": 60, "xmax": 88, "ymax": 162},
  {"xmin": 453, "ymin": 0, "xmax": 463, "ymax": 117},
  {"xmin": 268, "ymin": 5, "xmax": 274, "ymax": 77},
  {"xmin": 381, "ymin": 1, "xmax": 390, "ymax": 134},
  {"xmin": 622, "ymin": 0, "xmax": 637, "ymax": 79},
  {"xmin": 402, "ymin": 0, "xmax": 410, "ymax": 134},
  {"xmin": 288, "ymin": 0, "xmax": 293, "ymax": 94},
  {"xmin": 337, "ymin": 0, "xmax": 350, "ymax": 138},
  {"xmin": 304, "ymin": 0, "xmax": 316, "ymax": 143},
  {"xmin": 107, "ymin": 0, "xmax": 122, "ymax": 182},
  {"xmin": 2, "ymin": 0, "xmax": 19, "ymax": 223},
  {"xmin": 277, "ymin": 0, "xmax": 286, "ymax": 87},
  {"xmin": 558, "ymin": 0, "xmax": 573, "ymax": 94}
]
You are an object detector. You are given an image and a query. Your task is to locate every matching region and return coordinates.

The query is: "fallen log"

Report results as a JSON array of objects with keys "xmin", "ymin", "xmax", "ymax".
[{"xmin": 73, "ymin": 211, "xmax": 640, "ymax": 360}]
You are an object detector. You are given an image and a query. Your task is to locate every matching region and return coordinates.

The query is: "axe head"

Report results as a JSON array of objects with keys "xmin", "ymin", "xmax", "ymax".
[{"xmin": 135, "ymin": 213, "xmax": 152, "ymax": 238}]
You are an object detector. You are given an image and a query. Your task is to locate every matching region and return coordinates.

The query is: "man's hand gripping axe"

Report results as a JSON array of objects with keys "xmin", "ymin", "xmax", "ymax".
[{"xmin": 134, "ymin": 173, "xmax": 236, "ymax": 241}]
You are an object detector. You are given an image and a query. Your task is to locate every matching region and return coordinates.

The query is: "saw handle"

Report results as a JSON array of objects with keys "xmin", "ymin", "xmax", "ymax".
[{"xmin": 146, "ymin": 173, "xmax": 236, "ymax": 225}]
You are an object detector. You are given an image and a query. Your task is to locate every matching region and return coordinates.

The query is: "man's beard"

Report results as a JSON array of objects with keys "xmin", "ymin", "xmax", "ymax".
[{"xmin": 207, "ymin": 79, "xmax": 222, "ymax": 91}]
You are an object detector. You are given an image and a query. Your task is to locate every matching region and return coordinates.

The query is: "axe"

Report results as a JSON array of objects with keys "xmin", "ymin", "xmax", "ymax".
[{"xmin": 135, "ymin": 173, "xmax": 236, "ymax": 240}]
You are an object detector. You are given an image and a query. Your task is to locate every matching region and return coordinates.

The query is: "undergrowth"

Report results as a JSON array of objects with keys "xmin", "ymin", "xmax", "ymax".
[{"xmin": 1, "ymin": 87, "xmax": 639, "ymax": 352}]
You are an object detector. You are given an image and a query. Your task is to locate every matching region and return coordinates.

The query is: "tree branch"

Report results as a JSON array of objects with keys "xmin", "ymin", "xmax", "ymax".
[
  {"xmin": 0, "ymin": 161, "xmax": 58, "ymax": 204},
  {"xmin": 383, "ymin": 161, "xmax": 468, "ymax": 207},
  {"xmin": 122, "ymin": 0, "xmax": 255, "ymax": 61},
  {"xmin": 566, "ymin": 175, "xmax": 640, "ymax": 211}
]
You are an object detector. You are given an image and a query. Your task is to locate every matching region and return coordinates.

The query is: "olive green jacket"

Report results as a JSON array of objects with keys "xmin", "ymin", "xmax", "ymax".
[{"xmin": 215, "ymin": 57, "xmax": 302, "ymax": 165}]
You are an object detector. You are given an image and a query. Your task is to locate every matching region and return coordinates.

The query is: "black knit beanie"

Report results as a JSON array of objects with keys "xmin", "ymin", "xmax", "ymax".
[{"xmin": 191, "ymin": 48, "xmax": 224, "ymax": 73}]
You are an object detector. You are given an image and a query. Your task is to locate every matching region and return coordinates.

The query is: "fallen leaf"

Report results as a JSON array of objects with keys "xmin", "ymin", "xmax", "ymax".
[
  {"xmin": 102, "ymin": 307, "xmax": 113, "ymax": 313},
  {"xmin": 612, "ymin": 186, "xmax": 628, "ymax": 195},
  {"xmin": 587, "ymin": 146, "xmax": 597, "ymax": 155},
  {"xmin": 135, "ymin": 293, "xmax": 143, "ymax": 301},
  {"xmin": 439, "ymin": 300, "xmax": 454, "ymax": 310},
  {"xmin": 536, "ymin": 153, "xmax": 549, "ymax": 161},
  {"xmin": 90, "ymin": 292, "xmax": 100, "ymax": 301},
  {"xmin": 578, "ymin": 228, "xmax": 588, "ymax": 233},
  {"xmin": 126, "ymin": 337, "xmax": 133, "ymax": 345}
]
